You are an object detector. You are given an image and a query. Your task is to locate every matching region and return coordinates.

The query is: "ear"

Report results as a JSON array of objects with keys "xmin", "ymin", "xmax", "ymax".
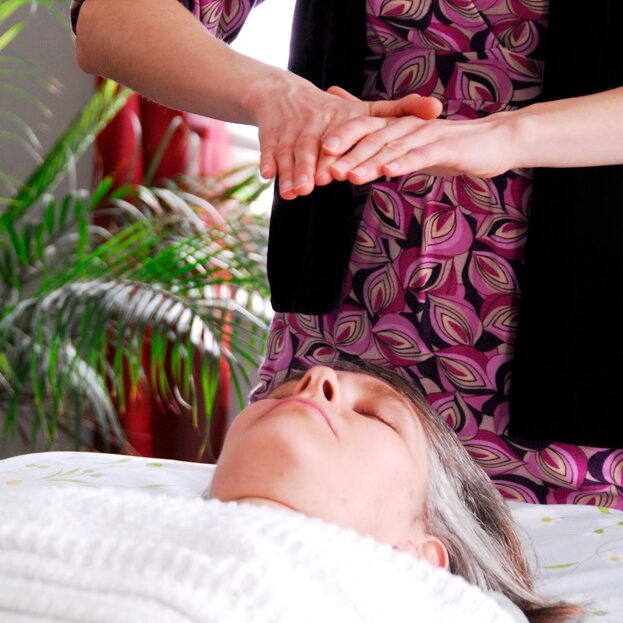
[
  {"xmin": 399, "ymin": 535, "xmax": 449, "ymax": 570},
  {"xmin": 417, "ymin": 536, "xmax": 449, "ymax": 569}
]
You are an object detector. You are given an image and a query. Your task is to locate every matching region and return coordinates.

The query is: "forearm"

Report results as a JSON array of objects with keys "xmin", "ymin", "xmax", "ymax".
[
  {"xmin": 513, "ymin": 87, "xmax": 623, "ymax": 168},
  {"xmin": 74, "ymin": 0, "xmax": 447, "ymax": 197},
  {"xmin": 74, "ymin": 0, "xmax": 294, "ymax": 124}
]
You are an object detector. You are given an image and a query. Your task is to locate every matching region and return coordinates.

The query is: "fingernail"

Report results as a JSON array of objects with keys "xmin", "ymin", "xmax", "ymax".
[
  {"xmin": 280, "ymin": 181, "xmax": 293, "ymax": 194},
  {"xmin": 324, "ymin": 137, "xmax": 341, "ymax": 151},
  {"xmin": 332, "ymin": 163, "xmax": 347, "ymax": 177},
  {"xmin": 294, "ymin": 175, "xmax": 309, "ymax": 190},
  {"xmin": 316, "ymin": 169, "xmax": 330, "ymax": 183},
  {"xmin": 384, "ymin": 162, "xmax": 398, "ymax": 173},
  {"xmin": 260, "ymin": 166, "xmax": 272, "ymax": 178},
  {"xmin": 351, "ymin": 166, "xmax": 367, "ymax": 178}
]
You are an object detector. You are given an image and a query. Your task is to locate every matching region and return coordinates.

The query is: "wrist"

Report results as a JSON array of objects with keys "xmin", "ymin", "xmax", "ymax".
[
  {"xmin": 238, "ymin": 65, "xmax": 309, "ymax": 126},
  {"xmin": 506, "ymin": 105, "xmax": 551, "ymax": 169}
]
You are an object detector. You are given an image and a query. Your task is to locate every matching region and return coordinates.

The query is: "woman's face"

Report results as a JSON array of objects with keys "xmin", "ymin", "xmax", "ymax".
[{"xmin": 210, "ymin": 366, "xmax": 447, "ymax": 565}]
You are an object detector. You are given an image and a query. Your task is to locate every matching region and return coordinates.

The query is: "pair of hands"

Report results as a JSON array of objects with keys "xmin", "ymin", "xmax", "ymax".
[{"xmin": 255, "ymin": 83, "xmax": 518, "ymax": 200}]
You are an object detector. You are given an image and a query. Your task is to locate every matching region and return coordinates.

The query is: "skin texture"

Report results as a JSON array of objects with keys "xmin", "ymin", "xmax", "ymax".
[
  {"xmin": 74, "ymin": 0, "xmax": 441, "ymax": 201},
  {"xmin": 75, "ymin": 1, "xmax": 623, "ymax": 196},
  {"xmin": 209, "ymin": 366, "xmax": 448, "ymax": 569},
  {"xmin": 320, "ymin": 86, "xmax": 623, "ymax": 183}
]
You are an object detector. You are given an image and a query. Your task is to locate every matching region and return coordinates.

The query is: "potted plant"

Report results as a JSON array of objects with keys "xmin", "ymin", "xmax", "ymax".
[{"xmin": 0, "ymin": 0, "xmax": 271, "ymax": 458}]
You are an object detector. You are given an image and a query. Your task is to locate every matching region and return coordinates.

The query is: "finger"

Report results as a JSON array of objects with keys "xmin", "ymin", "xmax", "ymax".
[
  {"xmin": 260, "ymin": 144, "xmax": 277, "ymax": 180},
  {"xmin": 329, "ymin": 86, "xmax": 442, "ymax": 121},
  {"xmin": 292, "ymin": 129, "xmax": 322, "ymax": 196},
  {"xmin": 322, "ymin": 116, "xmax": 389, "ymax": 157},
  {"xmin": 345, "ymin": 162, "xmax": 386, "ymax": 185},
  {"xmin": 330, "ymin": 117, "xmax": 423, "ymax": 180},
  {"xmin": 380, "ymin": 144, "xmax": 439, "ymax": 178},
  {"xmin": 346, "ymin": 140, "xmax": 427, "ymax": 184},
  {"xmin": 258, "ymin": 131, "xmax": 278, "ymax": 179},
  {"xmin": 273, "ymin": 134, "xmax": 298, "ymax": 200},
  {"xmin": 315, "ymin": 150, "xmax": 340, "ymax": 186},
  {"xmin": 326, "ymin": 85, "xmax": 361, "ymax": 102},
  {"xmin": 369, "ymin": 93, "xmax": 443, "ymax": 120}
]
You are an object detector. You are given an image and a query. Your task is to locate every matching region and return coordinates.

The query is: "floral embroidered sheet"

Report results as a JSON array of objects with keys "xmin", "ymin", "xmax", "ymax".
[{"xmin": 1, "ymin": 452, "xmax": 621, "ymax": 621}]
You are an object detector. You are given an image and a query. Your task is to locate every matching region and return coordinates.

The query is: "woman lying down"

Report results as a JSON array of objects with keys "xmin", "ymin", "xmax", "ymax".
[{"xmin": 0, "ymin": 362, "xmax": 583, "ymax": 623}]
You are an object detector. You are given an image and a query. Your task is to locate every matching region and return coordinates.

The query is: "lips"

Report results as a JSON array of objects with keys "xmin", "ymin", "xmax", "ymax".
[{"xmin": 265, "ymin": 397, "xmax": 337, "ymax": 436}]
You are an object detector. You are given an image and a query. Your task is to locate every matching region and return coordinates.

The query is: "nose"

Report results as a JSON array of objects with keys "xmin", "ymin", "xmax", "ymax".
[{"xmin": 293, "ymin": 366, "xmax": 340, "ymax": 405}]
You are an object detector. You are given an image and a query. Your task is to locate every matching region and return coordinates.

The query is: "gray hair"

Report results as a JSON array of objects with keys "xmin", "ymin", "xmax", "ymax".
[{"xmin": 327, "ymin": 360, "xmax": 585, "ymax": 623}]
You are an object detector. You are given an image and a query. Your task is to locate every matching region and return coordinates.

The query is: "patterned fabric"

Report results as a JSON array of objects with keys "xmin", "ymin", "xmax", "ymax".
[
  {"xmin": 253, "ymin": 0, "xmax": 621, "ymax": 508},
  {"xmin": 69, "ymin": 0, "xmax": 623, "ymax": 507}
]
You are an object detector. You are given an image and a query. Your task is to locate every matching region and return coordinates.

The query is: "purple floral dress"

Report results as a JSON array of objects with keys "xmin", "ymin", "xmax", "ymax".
[{"xmin": 71, "ymin": 0, "xmax": 623, "ymax": 507}]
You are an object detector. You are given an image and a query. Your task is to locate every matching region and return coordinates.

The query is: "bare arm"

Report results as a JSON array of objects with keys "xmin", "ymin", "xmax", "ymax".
[
  {"xmin": 75, "ymin": 0, "xmax": 286, "ymax": 125},
  {"xmin": 319, "ymin": 87, "xmax": 623, "ymax": 183},
  {"xmin": 514, "ymin": 87, "xmax": 623, "ymax": 169},
  {"xmin": 74, "ymin": 0, "xmax": 442, "ymax": 198}
]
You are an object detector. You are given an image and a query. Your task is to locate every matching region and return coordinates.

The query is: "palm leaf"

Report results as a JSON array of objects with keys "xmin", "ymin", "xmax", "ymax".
[
  {"xmin": 1, "ymin": 175, "xmax": 271, "ymax": 452},
  {"xmin": 0, "ymin": 21, "xmax": 24, "ymax": 54},
  {"xmin": 1, "ymin": 3, "xmax": 271, "ymax": 455},
  {"xmin": 3, "ymin": 80, "xmax": 132, "ymax": 223}
]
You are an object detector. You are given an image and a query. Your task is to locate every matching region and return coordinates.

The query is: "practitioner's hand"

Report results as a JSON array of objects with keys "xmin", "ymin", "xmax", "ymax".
[
  {"xmin": 313, "ymin": 86, "xmax": 442, "ymax": 187},
  {"xmin": 319, "ymin": 111, "xmax": 521, "ymax": 183},
  {"xmin": 252, "ymin": 79, "xmax": 442, "ymax": 200}
]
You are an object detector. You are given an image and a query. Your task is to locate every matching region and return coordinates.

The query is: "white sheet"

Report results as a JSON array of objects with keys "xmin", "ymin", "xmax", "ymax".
[
  {"xmin": 0, "ymin": 485, "xmax": 517, "ymax": 623},
  {"xmin": 1, "ymin": 451, "xmax": 621, "ymax": 621}
]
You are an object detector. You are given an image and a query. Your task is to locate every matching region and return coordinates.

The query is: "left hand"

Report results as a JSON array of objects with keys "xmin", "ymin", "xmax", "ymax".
[
  {"xmin": 313, "ymin": 86, "xmax": 442, "ymax": 187},
  {"xmin": 318, "ymin": 110, "xmax": 521, "ymax": 184}
]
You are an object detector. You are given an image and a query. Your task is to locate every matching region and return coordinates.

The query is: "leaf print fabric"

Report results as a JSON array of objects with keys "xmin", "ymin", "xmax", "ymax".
[
  {"xmin": 68, "ymin": 0, "xmax": 623, "ymax": 508},
  {"xmin": 248, "ymin": 0, "xmax": 620, "ymax": 509}
]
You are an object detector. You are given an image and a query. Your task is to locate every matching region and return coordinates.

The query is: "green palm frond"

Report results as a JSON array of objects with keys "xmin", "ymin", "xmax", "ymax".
[
  {"xmin": 0, "ymin": 21, "xmax": 24, "ymax": 53},
  {"xmin": 1, "ymin": 170, "xmax": 271, "ymax": 454},
  {"xmin": 1, "ymin": 4, "xmax": 272, "ymax": 457},
  {"xmin": 3, "ymin": 80, "xmax": 131, "ymax": 218}
]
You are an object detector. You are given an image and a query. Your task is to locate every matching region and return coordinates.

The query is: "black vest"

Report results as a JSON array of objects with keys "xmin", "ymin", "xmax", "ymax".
[
  {"xmin": 509, "ymin": 1, "xmax": 623, "ymax": 447},
  {"xmin": 270, "ymin": 0, "xmax": 623, "ymax": 446},
  {"xmin": 267, "ymin": 0, "xmax": 366, "ymax": 314}
]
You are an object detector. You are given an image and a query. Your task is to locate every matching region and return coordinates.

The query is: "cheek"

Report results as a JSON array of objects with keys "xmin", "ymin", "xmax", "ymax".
[
  {"xmin": 210, "ymin": 408, "xmax": 335, "ymax": 500},
  {"xmin": 348, "ymin": 431, "xmax": 427, "ymax": 507},
  {"xmin": 220, "ymin": 402, "xmax": 268, "ymax": 444}
]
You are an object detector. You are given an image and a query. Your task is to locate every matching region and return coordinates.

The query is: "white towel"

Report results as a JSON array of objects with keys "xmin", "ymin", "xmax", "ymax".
[{"xmin": 0, "ymin": 486, "xmax": 515, "ymax": 623}]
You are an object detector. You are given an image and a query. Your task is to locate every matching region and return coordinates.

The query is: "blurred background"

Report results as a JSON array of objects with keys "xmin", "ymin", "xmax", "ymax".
[{"xmin": 0, "ymin": 0, "xmax": 294, "ymax": 462}]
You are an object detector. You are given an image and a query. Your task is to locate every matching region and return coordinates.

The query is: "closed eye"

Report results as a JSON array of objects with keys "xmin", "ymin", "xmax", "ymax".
[{"xmin": 355, "ymin": 407, "xmax": 398, "ymax": 432}]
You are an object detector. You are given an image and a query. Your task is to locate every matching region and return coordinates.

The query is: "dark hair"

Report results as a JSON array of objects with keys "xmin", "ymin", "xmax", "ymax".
[{"xmin": 293, "ymin": 359, "xmax": 586, "ymax": 623}]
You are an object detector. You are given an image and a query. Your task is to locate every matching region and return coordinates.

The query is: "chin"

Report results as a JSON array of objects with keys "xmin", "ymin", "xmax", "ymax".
[{"xmin": 210, "ymin": 430, "xmax": 322, "ymax": 501}]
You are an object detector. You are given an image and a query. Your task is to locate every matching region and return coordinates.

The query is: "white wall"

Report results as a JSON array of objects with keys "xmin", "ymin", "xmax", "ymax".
[
  {"xmin": 0, "ymin": 0, "xmax": 295, "ymax": 206},
  {"xmin": 0, "ymin": 1, "xmax": 94, "ymax": 197}
]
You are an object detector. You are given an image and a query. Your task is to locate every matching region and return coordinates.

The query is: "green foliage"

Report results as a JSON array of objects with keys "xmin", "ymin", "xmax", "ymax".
[{"xmin": 0, "ymin": 1, "xmax": 272, "ymax": 457}]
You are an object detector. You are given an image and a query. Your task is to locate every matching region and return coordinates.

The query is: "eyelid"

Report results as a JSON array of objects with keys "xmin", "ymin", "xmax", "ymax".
[{"xmin": 355, "ymin": 407, "xmax": 399, "ymax": 432}]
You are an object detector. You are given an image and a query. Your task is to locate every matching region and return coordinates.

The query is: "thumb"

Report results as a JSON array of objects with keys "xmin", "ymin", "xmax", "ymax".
[
  {"xmin": 326, "ymin": 85, "xmax": 361, "ymax": 102},
  {"xmin": 327, "ymin": 85, "xmax": 442, "ymax": 120},
  {"xmin": 369, "ymin": 93, "xmax": 443, "ymax": 120}
]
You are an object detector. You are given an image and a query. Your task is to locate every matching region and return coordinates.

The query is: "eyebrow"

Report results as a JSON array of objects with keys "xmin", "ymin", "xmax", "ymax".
[{"xmin": 366, "ymin": 380, "xmax": 418, "ymax": 418}]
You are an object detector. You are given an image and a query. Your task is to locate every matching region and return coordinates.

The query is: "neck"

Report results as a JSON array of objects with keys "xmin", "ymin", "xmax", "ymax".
[{"xmin": 208, "ymin": 493, "xmax": 300, "ymax": 514}]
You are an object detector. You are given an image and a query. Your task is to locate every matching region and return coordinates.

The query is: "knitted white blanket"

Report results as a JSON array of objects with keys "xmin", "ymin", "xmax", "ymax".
[{"xmin": 0, "ymin": 486, "xmax": 515, "ymax": 623}]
